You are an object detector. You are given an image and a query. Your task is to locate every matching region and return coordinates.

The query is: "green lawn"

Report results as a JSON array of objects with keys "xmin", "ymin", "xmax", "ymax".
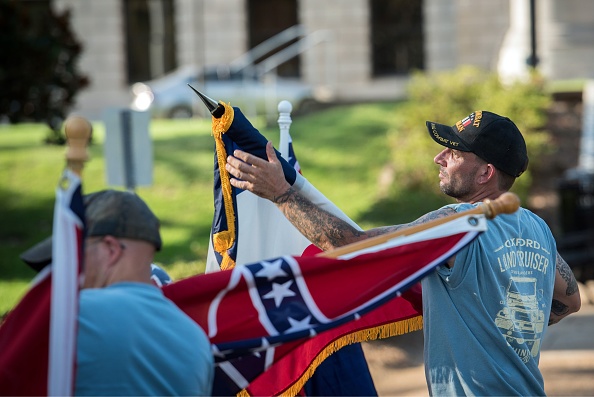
[{"xmin": 2, "ymin": 101, "xmax": 437, "ymax": 315}]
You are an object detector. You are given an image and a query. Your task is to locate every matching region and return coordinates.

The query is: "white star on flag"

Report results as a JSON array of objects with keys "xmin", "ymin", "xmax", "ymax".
[
  {"xmin": 255, "ymin": 259, "xmax": 288, "ymax": 281},
  {"xmin": 251, "ymin": 337, "xmax": 273, "ymax": 358},
  {"xmin": 211, "ymin": 344, "xmax": 226, "ymax": 358},
  {"xmin": 286, "ymin": 315, "xmax": 313, "ymax": 333},
  {"xmin": 234, "ymin": 337, "xmax": 277, "ymax": 360},
  {"xmin": 262, "ymin": 280, "xmax": 296, "ymax": 307}
]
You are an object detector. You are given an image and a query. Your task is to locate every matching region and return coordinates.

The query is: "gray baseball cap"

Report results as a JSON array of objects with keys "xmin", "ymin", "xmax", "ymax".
[{"xmin": 20, "ymin": 189, "xmax": 162, "ymax": 271}]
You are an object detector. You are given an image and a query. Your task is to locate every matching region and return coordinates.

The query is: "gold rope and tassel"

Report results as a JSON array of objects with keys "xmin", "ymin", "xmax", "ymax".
[
  {"xmin": 237, "ymin": 315, "xmax": 423, "ymax": 397},
  {"xmin": 211, "ymin": 102, "xmax": 237, "ymax": 271}
]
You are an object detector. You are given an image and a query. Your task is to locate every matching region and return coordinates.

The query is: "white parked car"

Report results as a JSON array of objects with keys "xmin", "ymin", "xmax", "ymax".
[{"xmin": 130, "ymin": 64, "xmax": 318, "ymax": 119}]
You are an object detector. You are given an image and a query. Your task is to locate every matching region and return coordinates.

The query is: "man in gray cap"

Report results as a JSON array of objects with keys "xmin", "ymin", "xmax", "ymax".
[
  {"xmin": 223, "ymin": 110, "xmax": 581, "ymax": 396},
  {"xmin": 21, "ymin": 189, "xmax": 213, "ymax": 396}
]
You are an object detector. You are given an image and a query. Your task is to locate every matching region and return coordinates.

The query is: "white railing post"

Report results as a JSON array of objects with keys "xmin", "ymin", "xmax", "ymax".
[{"xmin": 277, "ymin": 100, "xmax": 293, "ymax": 161}]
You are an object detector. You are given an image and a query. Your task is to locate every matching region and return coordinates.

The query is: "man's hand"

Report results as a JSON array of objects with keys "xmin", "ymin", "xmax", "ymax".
[{"xmin": 226, "ymin": 141, "xmax": 292, "ymax": 202}]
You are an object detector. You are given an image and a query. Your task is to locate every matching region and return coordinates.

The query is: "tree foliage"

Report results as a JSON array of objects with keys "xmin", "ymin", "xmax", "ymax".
[{"xmin": 0, "ymin": 0, "xmax": 89, "ymax": 142}]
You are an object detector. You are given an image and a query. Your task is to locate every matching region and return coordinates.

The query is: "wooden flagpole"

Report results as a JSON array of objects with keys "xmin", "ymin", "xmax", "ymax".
[
  {"xmin": 48, "ymin": 115, "xmax": 91, "ymax": 396},
  {"xmin": 319, "ymin": 192, "xmax": 520, "ymax": 258}
]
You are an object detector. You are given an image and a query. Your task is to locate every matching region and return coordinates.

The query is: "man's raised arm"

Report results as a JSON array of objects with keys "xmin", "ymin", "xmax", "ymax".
[
  {"xmin": 226, "ymin": 141, "xmax": 366, "ymax": 251},
  {"xmin": 226, "ymin": 141, "xmax": 460, "ymax": 252}
]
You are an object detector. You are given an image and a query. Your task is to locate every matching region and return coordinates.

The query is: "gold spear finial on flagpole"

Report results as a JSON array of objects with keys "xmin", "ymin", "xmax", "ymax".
[
  {"xmin": 64, "ymin": 116, "xmax": 92, "ymax": 176},
  {"xmin": 320, "ymin": 192, "xmax": 521, "ymax": 258}
]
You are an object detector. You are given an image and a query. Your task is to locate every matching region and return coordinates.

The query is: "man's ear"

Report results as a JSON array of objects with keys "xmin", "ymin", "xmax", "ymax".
[
  {"xmin": 101, "ymin": 235, "xmax": 125, "ymax": 266},
  {"xmin": 477, "ymin": 163, "xmax": 496, "ymax": 185}
]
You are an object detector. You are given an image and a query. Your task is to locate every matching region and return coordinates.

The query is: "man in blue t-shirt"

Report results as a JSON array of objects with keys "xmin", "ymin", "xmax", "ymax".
[
  {"xmin": 21, "ymin": 190, "xmax": 213, "ymax": 396},
  {"xmin": 224, "ymin": 110, "xmax": 581, "ymax": 396}
]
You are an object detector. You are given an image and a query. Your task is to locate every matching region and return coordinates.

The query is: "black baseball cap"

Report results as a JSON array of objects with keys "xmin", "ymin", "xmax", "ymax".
[
  {"xmin": 20, "ymin": 190, "xmax": 162, "ymax": 271},
  {"xmin": 426, "ymin": 110, "xmax": 529, "ymax": 177}
]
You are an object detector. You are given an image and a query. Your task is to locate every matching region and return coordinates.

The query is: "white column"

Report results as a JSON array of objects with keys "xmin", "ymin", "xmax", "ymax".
[
  {"xmin": 580, "ymin": 81, "xmax": 594, "ymax": 173},
  {"xmin": 497, "ymin": 0, "xmax": 532, "ymax": 83}
]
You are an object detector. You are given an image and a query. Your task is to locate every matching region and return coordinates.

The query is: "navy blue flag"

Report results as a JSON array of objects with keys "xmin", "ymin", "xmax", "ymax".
[{"xmin": 205, "ymin": 105, "xmax": 313, "ymax": 272}]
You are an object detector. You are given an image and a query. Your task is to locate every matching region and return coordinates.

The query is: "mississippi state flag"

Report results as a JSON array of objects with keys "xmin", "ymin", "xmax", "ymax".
[
  {"xmin": 165, "ymin": 212, "xmax": 486, "ymax": 395},
  {"xmin": 0, "ymin": 169, "xmax": 85, "ymax": 396}
]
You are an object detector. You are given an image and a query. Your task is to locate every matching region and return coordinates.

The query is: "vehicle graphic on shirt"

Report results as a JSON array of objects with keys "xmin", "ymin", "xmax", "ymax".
[{"xmin": 495, "ymin": 277, "xmax": 545, "ymax": 359}]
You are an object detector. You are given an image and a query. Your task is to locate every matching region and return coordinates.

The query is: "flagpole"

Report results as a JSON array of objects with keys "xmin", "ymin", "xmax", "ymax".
[
  {"xmin": 319, "ymin": 192, "xmax": 520, "ymax": 258},
  {"xmin": 48, "ymin": 116, "xmax": 91, "ymax": 396}
]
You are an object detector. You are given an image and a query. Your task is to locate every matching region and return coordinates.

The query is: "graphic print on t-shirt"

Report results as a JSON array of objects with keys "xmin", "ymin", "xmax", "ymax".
[
  {"xmin": 494, "ymin": 276, "xmax": 545, "ymax": 362},
  {"xmin": 494, "ymin": 237, "xmax": 551, "ymax": 363}
]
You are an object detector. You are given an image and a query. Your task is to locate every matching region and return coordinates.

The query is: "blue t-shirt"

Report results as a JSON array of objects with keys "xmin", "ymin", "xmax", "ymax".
[
  {"xmin": 422, "ymin": 203, "xmax": 556, "ymax": 396},
  {"xmin": 75, "ymin": 282, "xmax": 213, "ymax": 396}
]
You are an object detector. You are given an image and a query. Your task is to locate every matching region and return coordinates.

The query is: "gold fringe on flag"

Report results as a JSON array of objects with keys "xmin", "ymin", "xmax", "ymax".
[
  {"xmin": 237, "ymin": 315, "xmax": 424, "ymax": 397},
  {"xmin": 211, "ymin": 102, "xmax": 237, "ymax": 271}
]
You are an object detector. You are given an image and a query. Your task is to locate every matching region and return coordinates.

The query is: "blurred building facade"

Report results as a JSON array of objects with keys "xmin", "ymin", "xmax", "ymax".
[{"xmin": 50, "ymin": 0, "xmax": 594, "ymax": 119}]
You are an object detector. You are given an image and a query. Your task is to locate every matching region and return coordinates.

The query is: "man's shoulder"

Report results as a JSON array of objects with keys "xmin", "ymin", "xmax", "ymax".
[
  {"xmin": 439, "ymin": 202, "xmax": 476, "ymax": 213},
  {"xmin": 78, "ymin": 284, "xmax": 200, "ymax": 335},
  {"xmin": 79, "ymin": 283, "xmax": 163, "ymax": 312}
]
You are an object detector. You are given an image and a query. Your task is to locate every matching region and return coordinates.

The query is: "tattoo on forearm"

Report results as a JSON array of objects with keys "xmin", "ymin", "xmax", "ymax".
[
  {"xmin": 556, "ymin": 255, "xmax": 578, "ymax": 296},
  {"xmin": 273, "ymin": 187, "xmax": 295, "ymax": 204},
  {"xmin": 411, "ymin": 207, "xmax": 457, "ymax": 224},
  {"xmin": 274, "ymin": 187, "xmax": 365, "ymax": 249},
  {"xmin": 366, "ymin": 225, "xmax": 406, "ymax": 237},
  {"xmin": 274, "ymin": 192, "xmax": 460, "ymax": 252},
  {"xmin": 550, "ymin": 298, "xmax": 569, "ymax": 318},
  {"xmin": 365, "ymin": 207, "xmax": 457, "ymax": 238}
]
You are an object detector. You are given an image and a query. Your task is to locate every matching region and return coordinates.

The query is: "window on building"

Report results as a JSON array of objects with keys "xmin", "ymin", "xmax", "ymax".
[
  {"xmin": 123, "ymin": 0, "xmax": 176, "ymax": 84},
  {"xmin": 370, "ymin": 0, "xmax": 424, "ymax": 76},
  {"xmin": 247, "ymin": 0, "xmax": 300, "ymax": 78}
]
